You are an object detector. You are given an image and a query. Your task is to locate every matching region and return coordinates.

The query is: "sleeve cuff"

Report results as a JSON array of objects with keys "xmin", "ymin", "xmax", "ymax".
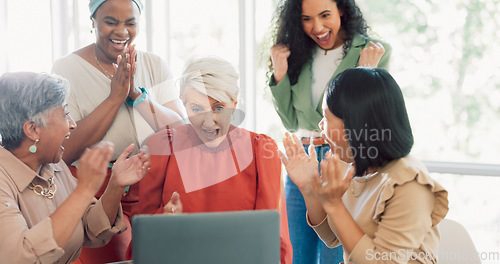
[
  {"xmin": 86, "ymin": 198, "xmax": 127, "ymax": 238},
  {"xmin": 306, "ymin": 210, "xmax": 327, "ymax": 228},
  {"xmin": 347, "ymin": 234, "xmax": 374, "ymax": 263},
  {"xmin": 306, "ymin": 211, "xmax": 339, "ymax": 248},
  {"xmin": 25, "ymin": 217, "xmax": 65, "ymax": 262},
  {"xmin": 269, "ymin": 74, "xmax": 291, "ymax": 98},
  {"xmin": 269, "ymin": 74, "xmax": 278, "ymax": 86}
]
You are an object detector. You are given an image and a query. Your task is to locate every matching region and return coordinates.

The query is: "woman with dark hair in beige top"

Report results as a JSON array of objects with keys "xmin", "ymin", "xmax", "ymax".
[{"xmin": 280, "ymin": 68, "xmax": 449, "ymax": 263}]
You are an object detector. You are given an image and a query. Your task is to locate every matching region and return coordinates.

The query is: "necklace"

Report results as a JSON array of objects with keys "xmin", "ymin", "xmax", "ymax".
[
  {"xmin": 95, "ymin": 46, "xmax": 114, "ymax": 79},
  {"xmin": 351, "ymin": 171, "xmax": 377, "ymax": 198},
  {"xmin": 28, "ymin": 176, "xmax": 57, "ymax": 199}
]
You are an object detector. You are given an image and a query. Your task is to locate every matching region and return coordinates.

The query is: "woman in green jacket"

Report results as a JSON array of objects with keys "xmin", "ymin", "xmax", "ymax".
[{"xmin": 269, "ymin": 0, "xmax": 391, "ymax": 263}]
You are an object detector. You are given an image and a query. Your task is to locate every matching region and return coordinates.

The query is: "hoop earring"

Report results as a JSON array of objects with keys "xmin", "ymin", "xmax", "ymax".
[{"xmin": 29, "ymin": 139, "xmax": 39, "ymax": 153}]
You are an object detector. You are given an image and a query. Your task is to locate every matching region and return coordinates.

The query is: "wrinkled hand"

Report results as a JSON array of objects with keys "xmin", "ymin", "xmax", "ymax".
[
  {"xmin": 76, "ymin": 141, "xmax": 114, "ymax": 196},
  {"xmin": 278, "ymin": 132, "xmax": 319, "ymax": 196},
  {"xmin": 358, "ymin": 41, "xmax": 385, "ymax": 68},
  {"xmin": 312, "ymin": 152, "xmax": 354, "ymax": 209},
  {"xmin": 163, "ymin": 192, "xmax": 183, "ymax": 214},
  {"xmin": 270, "ymin": 44, "xmax": 291, "ymax": 83},
  {"xmin": 110, "ymin": 144, "xmax": 150, "ymax": 188}
]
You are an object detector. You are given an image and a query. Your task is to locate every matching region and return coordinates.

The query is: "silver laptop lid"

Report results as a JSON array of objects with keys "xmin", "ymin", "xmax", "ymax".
[{"xmin": 132, "ymin": 210, "xmax": 280, "ymax": 264}]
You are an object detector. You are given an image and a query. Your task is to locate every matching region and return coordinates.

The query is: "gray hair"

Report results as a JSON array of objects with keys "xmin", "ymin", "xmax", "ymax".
[
  {"xmin": 0, "ymin": 72, "xmax": 69, "ymax": 150},
  {"xmin": 178, "ymin": 56, "xmax": 239, "ymax": 104}
]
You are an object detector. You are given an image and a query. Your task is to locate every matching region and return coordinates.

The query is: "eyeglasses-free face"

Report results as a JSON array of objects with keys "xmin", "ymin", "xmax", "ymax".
[{"xmin": 93, "ymin": 0, "xmax": 140, "ymax": 63}]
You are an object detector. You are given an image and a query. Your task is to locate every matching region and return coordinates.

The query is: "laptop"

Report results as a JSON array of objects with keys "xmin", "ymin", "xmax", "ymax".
[{"xmin": 131, "ymin": 210, "xmax": 280, "ymax": 264}]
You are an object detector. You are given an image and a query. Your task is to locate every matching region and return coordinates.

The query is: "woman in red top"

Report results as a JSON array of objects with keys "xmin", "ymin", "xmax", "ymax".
[{"xmin": 134, "ymin": 56, "xmax": 293, "ymax": 263}]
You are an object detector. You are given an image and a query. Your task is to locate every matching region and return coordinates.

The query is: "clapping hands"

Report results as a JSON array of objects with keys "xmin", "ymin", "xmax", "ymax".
[
  {"xmin": 314, "ymin": 151, "xmax": 354, "ymax": 209},
  {"xmin": 279, "ymin": 133, "xmax": 320, "ymax": 196},
  {"xmin": 109, "ymin": 44, "xmax": 140, "ymax": 103},
  {"xmin": 279, "ymin": 133, "xmax": 355, "ymax": 209},
  {"xmin": 76, "ymin": 141, "xmax": 115, "ymax": 196},
  {"xmin": 111, "ymin": 143, "xmax": 150, "ymax": 189}
]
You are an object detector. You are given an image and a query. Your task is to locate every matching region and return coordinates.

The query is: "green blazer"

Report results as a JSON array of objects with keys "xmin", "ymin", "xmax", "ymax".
[{"xmin": 270, "ymin": 34, "xmax": 391, "ymax": 132}]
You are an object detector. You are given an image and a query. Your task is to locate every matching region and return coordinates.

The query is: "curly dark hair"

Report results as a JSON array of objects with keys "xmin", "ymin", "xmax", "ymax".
[{"xmin": 269, "ymin": 0, "xmax": 368, "ymax": 85}]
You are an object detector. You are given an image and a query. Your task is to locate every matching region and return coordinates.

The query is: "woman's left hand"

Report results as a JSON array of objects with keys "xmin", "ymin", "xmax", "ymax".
[
  {"xmin": 111, "ymin": 143, "xmax": 150, "ymax": 188},
  {"xmin": 126, "ymin": 44, "xmax": 142, "ymax": 101},
  {"xmin": 163, "ymin": 192, "xmax": 183, "ymax": 214},
  {"xmin": 359, "ymin": 41, "xmax": 385, "ymax": 68},
  {"xmin": 312, "ymin": 151, "xmax": 354, "ymax": 209},
  {"xmin": 113, "ymin": 45, "xmax": 142, "ymax": 102}
]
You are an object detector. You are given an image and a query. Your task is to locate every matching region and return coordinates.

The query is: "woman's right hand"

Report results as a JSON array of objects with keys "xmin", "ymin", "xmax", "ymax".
[
  {"xmin": 279, "ymin": 133, "xmax": 319, "ymax": 196},
  {"xmin": 270, "ymin": 44, "xmax": 291, "ymax": 84},
  {"xmin": 76, "ymin": 142, "xmax": 114, "ymax": 197}
]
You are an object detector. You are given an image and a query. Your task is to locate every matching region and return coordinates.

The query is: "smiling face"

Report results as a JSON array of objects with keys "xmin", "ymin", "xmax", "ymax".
[
  {"xmin": 319, "ymin": 103, "xmax": 353, "ymax": 163},
  {"xmin": 301, "ymin": 0, "xmax": 343, "ymax": 50},
  {"xmin": 37, "ymin": 104, "xmax": 76, "ymax": 164},
  {"xmin": 93, "ymin": 0, "xmax": 140, "ymax": 63},
  {"xmin": 184, "ymin": 89, "xmax": 237, "ymax": 148}
]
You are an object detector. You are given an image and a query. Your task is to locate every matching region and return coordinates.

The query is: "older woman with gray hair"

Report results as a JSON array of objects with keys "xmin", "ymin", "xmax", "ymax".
[
  {"xmin": 0, "ymin": 72, "xmax": 149, "ymax": 264},
  {"xmin": 133, "ymin": 56, "xmax": 293, "ymax": 263}
]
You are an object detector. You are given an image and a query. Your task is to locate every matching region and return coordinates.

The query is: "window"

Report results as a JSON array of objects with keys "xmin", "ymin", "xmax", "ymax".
[
  {"xmin": 356, "ymin": 0, "xmax": 500, "ymax": 165},
  {"xmin": 433, "ymin": 173, "xmax": 500, "ymax": 260},
  {"xmin": 356, "ymin": 0, "xmax": 500, "ymax": 254},
  {"xmin": 2, "ymin": 0, "xmax": 52, "ymax": 72}
]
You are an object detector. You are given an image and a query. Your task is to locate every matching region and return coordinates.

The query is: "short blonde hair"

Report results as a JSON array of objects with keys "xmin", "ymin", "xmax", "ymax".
[{"xmin": 178, "ymin": 56, "xmax": 239, "ymax": 104}]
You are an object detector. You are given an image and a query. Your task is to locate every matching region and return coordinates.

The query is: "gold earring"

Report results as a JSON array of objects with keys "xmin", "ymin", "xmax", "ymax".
[{"xmin": 29, "ymin": 139, "xmax": 39, "ymax": 153}]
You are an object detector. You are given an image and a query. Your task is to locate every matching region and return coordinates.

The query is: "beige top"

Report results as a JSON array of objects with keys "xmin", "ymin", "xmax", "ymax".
[
  {"xmin": 0, "ymin": 147, "xmax": 126, "ymax": 264},
  {"xmin": 308, "ymin": 155, "xmax": 449, "ymax": 264},
  {"xmin": 52, "ymin": 51, "xmax": 179, "ymax": 164}
]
